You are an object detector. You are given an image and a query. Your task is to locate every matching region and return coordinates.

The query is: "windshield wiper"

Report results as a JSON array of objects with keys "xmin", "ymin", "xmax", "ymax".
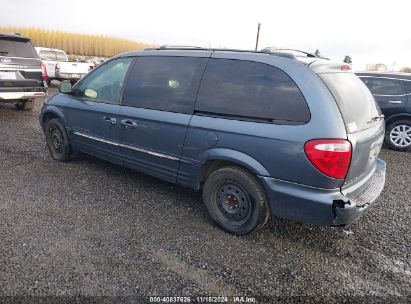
[{"xmin": 367, "ymin": 114, "xmax": 384, "ymax": 124}]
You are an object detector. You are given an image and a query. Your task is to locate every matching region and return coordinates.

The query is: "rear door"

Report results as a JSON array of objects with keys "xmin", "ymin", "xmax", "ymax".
[
  {"xmin": 119, "ymin": 55, "xmax": 209, "ymax": 182},
  {"xmin": 360, "ymin": 76, "xmax": 406, "ymax": 118},
  {"xmin": 319, "ymin": 73, "xmax": 385, "ymax": 185},
  {"xmin": 64, "ymin": 57, "xmax": 133, "ymax": 164},
  {"xmin": 0, "ymin": 38, "xmax": 42, "ymax": 89}
]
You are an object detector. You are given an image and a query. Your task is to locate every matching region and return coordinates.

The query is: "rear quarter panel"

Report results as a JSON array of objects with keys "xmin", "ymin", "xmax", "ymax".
[{"xmin": 179, "ymin": 53, "xmax": 348, "ymax": 189}]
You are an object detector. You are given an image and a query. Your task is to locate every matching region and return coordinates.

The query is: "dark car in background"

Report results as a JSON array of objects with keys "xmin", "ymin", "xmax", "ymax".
[
  {"xmin": 357, "ymin": 72, "xmax": 411, "ymax": 151},
  {"xmin": 40, "ymin": 47, "xmax": 386, "ymax": 235},
  {"xmin": 0, "ymin": 33, "xmax": 47, "ymax": 110}
]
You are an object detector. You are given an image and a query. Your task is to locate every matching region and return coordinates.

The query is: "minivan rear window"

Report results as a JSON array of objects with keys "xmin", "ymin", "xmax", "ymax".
[
  {"xmin": 0, "ymin": 39, "xmax": 38, "ymax": 58},
  {"xmin": 320, "ymin": 73, "xmax": 380, "ymax": 133}
]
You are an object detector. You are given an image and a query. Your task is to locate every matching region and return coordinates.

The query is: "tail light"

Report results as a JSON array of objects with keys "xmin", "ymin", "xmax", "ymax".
[
  {"xmin": 341, "ymin": 65, "xmax": 352, "ymax": 71},
  {"xmin": 41, "ymin": 63, "xmax": 47, "ymax": 80},
  {"xmin": 55, "ymin": 63, "xmax": 60, "ymax": 73},
  {"xmin": 304, "ymin": 139, "xmax": 352, "ymax": 179}
]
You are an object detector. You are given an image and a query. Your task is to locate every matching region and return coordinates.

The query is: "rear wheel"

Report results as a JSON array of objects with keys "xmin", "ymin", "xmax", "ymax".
[
  {"xmin": 385, "ymin": 120, "xmax": 411, "ymax": 151},
  {"xmin": 202, "ymin": 166, "xmax": 269, "ymax": 235},
  {"xmin": 15, "ymin": 99, "xmax": 34, "ymax": 111},
  {"xmin": 45, "ymin": 118, "xmax": 71, "ymax": 161}
]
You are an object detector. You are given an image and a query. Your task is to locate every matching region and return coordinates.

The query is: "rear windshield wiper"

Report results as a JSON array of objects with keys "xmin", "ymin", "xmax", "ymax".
[{"xmin": 367, "ymin": 114, "xmax": 384, "ymax": 124}]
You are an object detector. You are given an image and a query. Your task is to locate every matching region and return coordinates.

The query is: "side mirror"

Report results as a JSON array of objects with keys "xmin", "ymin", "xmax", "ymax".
[{"xmin": 59, "ymin": 81, "xmax": 73, "ymax": 94}]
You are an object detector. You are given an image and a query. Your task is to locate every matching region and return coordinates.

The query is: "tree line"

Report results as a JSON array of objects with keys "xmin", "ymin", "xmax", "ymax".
[{"xmin": 0, "ymin": 26, "xmax": 156, "ymax": 57}]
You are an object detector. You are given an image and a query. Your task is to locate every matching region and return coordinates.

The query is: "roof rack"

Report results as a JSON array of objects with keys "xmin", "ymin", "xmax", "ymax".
[
  {"xmin": 262, "ymin": 48, "xmax": 330, "ymax": 60},
  {"xmin": 160, "ymin": 45, "xmax": 208, "ymax": 50},
  {"xmin": 143, "ymin": 45, "xmax": 320, "ymax": 60},
  {"xmin": 261, "ymin": 47, "xmax": 316, "ymax": 57}
]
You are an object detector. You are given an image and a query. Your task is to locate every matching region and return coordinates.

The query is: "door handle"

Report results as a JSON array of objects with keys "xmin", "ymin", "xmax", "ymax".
[
  {"xmin": 388, "ymin": 100, "xmax": 402, "ymax": 104},
  {"xmin": 120, "ymin": 119, "xmax": 138, "ymax": 129},
  {"xmin": 103, "ymin": 116, "xmax": 117, "ymax": 125}
]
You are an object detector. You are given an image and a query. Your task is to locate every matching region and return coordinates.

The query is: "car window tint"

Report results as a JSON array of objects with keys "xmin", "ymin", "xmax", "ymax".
[
  {"xmin": 56, "ymin": 51, "xmax": 68, "ymax": 61},
  {"xmin": 39, "ymin": 50, "xmax": 56, "ymax": 60},
  {"xmin": 78, "ymin": 57, "xmax": 132, "ymax": 104},
  {"xmin": 321, "ymin": 73, "xmax": 380, "ymax": 133},
  {"xmin": 122, "ymin": 56, "xmax": 208, "ymax": 114},
  {"xmin": 0, "ymin": 39, "xmax": 38, "ymax": 58},
  {"xmin": 361, "ymin": 77, "xmax": 404, "ymax": 95},
  {"xmin": 404, "ymin": 81, "xmax": 411, "ymax": 94},
  {"xmin": 195, "ymin": 59, "xmax": 310, "ymax": 123}
]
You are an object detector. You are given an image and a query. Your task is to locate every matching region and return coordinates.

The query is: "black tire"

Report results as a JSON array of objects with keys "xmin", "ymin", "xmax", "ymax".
[
  {"xmin": 202, "ymin": 166, "xmax": 270, "ymax": 235},
  {"xmin": 45, "ymin": 118, "xmax": 71, "ymax": 161},
  {"xmin": 385, "ymin": 120, "xmax": 411, "ymax": 151},
  {"xmin": 14, "ymin": 99, "xmax": 33, "ymax": 111}
]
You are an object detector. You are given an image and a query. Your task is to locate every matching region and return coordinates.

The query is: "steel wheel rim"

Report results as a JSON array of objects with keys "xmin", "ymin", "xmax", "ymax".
[
  {"xmin": 390, "ymin": 125, "xmax": 411, "ymax": 147},
  {"xmin": 50, "ymin": 127, "xmax": 64, "ymax": 154},
  {"xmin": 215, "ymin": 182, "xmax": 251, "ymax": 224}
]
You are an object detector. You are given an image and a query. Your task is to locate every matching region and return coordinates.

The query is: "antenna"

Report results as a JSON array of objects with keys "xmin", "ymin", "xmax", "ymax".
[{"xmin": 255, "ymin": 23, "xmax": 261, "ymax": 51}]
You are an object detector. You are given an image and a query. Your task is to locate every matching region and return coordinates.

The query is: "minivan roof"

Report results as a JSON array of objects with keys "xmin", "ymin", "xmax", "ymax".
[
  {"xmin": 143, "ymin": 45, "xmax": 324, "ymax": 63},
  {"xmin": 120, "ymin": 46, "xmax": 337, "ymax": 68},
  {"xmin": 119, "ymin": 47, "xmax": 350, "ymax": 75}
]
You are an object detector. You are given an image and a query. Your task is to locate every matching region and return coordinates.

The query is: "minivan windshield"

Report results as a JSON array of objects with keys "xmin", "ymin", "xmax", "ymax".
[
  {"xmin": 320, "ymin": 73, "xmax": 381, "ymax": 133},
  {"xmin": 0, "ymin": 38, "xmax": 38, "ymax": 58}
]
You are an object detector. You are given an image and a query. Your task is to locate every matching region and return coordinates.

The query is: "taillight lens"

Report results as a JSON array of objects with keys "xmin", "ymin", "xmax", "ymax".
[
  {"xmin": 304, "ymin": 139, "xmax": 352, "ymax": 179},
  {"xmin": 41, "ymin": 63, "xmax": 47, "ymax": 80}
]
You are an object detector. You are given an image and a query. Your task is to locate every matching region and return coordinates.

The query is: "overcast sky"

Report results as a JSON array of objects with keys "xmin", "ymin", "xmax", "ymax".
[{"xmin": 3, "ymin": 0, "xmax": 411, "ymax": 70}]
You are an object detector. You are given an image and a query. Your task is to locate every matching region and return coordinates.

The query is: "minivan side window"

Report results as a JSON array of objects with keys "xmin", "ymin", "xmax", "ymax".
[
  {"xmin": 122, "ymin": 56, "xmax": 208, "ymax": 114},
  {"xmin": 77, "ymin": 58, "xmax": 132, "ymax": 104},
  {"xmin": 361, "ymin": 77, "xmax": 405, "ymax": 95},
  {"xmin": 195, "ymin": 59, "xmax": 310, "ymax": 123}
]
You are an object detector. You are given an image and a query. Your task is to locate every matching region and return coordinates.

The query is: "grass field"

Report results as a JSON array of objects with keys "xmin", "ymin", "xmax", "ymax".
[{"xmin": 0, "ymin": 26, "xmax": 156, "ymax": 57}]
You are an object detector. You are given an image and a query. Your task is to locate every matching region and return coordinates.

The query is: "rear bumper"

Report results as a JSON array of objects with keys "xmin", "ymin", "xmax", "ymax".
[
  {"xmin": 55, "ymin": 72, "xmax": 86, "ymax": 80},
  {"xmin": 259, "ymin": 159, "xmax": 386, "ymax": 226},
  {"xmin": 0, "ymin": 90, "xmax": 46, "ymax": 100}
]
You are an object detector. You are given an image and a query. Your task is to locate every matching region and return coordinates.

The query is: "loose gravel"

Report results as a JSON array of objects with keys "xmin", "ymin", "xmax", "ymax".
[{"xmin": 0, "ymin": 87, "xmax": 410, "ymax": 303}]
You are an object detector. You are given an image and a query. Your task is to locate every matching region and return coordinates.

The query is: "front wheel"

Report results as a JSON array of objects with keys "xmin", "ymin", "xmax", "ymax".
[
  {"xmin": 202, "ymin": 166, "xmax": 270, "ymax": 235},
  {"xmin": 45, "ymin": 118, "xmax": 71, "ymax": 161},
  {"xmin": 385, "ymin": 120, "xmax": 411, "ymax": 151}
]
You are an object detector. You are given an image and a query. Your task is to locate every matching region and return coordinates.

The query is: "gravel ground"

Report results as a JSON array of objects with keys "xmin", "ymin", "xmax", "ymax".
[{"xmin": 0, "ymin": 86, "xmax": 410, "ymax": 303}]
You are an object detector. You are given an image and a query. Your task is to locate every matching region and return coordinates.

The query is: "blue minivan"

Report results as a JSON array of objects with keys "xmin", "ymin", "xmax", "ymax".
[{"xmin": 40, "ymin": 47, "xmax": 386, "ymax": 235}]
